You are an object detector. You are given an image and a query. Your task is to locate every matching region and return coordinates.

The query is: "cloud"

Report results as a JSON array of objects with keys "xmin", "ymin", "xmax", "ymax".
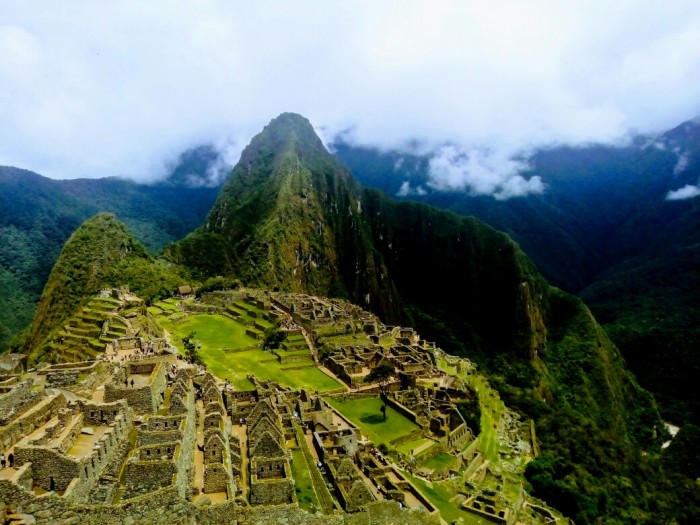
[
  {"xmin": 396, "ymin": 181, "xmax": 427, "ymax": 197},
  {"xmin": 1, "ymin": 1, "xmax": 700, "ymax": 189},
  {"xmin": 667, "ymin": 184, "xmax": 700, "ymax": 200},
  {"xmin": 427, "ymin": 146, "xmax": 544, "ymax": 199}
]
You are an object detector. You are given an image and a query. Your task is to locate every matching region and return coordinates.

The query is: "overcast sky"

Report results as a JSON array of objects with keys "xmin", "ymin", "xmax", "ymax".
[{"xmin": 2, "ymin": 1, "xmax": 700, "ymax": 197}]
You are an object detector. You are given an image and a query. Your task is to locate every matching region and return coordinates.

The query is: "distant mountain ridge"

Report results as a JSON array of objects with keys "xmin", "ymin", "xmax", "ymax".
[
  {"xmin": 0, "ymin": 148, "xmax": 222, "ymax": 351},
  {"xmin": 333, "ymin": 121, "xmax": 700, "ymax": 424}
]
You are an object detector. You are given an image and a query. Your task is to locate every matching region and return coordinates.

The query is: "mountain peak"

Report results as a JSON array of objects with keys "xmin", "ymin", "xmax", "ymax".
[{"xmin": 248, "ymin": 112, "xmax": 327, "ymax": 160}]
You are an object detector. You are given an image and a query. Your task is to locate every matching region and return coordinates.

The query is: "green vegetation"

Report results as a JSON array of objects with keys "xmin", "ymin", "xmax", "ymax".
[
  {"xmin": 0, "ymin": 159, "xmax": 219, "ymax": 352},
  {"xmin": 160, "ymin": 314, "xmax": 255, "ymax": 353},
  {"xmin": 418, "ymin": 452, "xmax": 458, "ymax": 472},
  {"xmin": 324, "ymin": 396, "xmax": 419, "ymax": 445},
  {"xmin": 294, "ymin": 424, "xmax": 335, "ymax": 514},
  {"xmin": 364, "ymin": 363, "xmax": 394, "ymax": 421},
  {"xmin": 404, "ymin": 472, "xmax": 487, "ymax": 524},
  {"xmin": 181, "ymin": 331, "xmax": 203, "ymax": 366},
  {"xmin": 159, "ymin": 312, "xmax": 341, "ymax": 392},
  {"xmin": 290, "ymin": 448, "xmax": 319, "ymax": 511},
  {"xmin": 24, "ymin": 213, "xmax": 185, "ymax": 361}
]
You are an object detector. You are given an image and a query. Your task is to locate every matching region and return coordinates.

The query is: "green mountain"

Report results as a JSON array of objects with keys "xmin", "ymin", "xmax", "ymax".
[
  {"xmin": 25, "ymin": 213, "xmax": 184, "ymax": 363},
  {"xmin": 333, "ymin": 128, "xmax": 700, "ymax": 425},
  {"xmin": 0, "ymin": 149, "xmax": 221, "ymax": 352},
  {"xmin": 169, "ymin": 113, "xmax": 689, "ymax": 523}
]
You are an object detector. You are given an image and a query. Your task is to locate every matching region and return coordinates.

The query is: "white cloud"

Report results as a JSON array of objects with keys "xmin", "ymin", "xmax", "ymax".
[
  {"xmin": 427, "ymin": 145, "xmax": 543, "ymax": 198},
  {"xmin": 667, "ymin": 184, "xmax": 700, "ymax": 200},
  {"xmin": 0, "ymin": 0, "xmax": 699, "ymax": 189},
  {"xmin": 396, "ymin": 181, "xmax": 427, "ymax": 197},
  {"xmin": 673, "ymin": 153, "xmax": 689, "ymax": 174}
]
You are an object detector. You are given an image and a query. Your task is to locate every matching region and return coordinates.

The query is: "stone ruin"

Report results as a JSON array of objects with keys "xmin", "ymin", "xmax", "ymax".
[{"xmin": 0, "ymin": 289, "xmax": 559, "ymax": 524}]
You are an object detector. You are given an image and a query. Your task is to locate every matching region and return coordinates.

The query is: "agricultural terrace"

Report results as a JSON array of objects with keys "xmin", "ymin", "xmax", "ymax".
[{"xmin": 155, "ymin": 309, "xmax": 343, "ymax": 393}]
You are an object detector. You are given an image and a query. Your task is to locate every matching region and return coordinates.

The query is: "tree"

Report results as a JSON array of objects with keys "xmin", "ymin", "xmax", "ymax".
[
  {"xmin": 365, "ymin": 363, "xmax": 395, "ymax": 421},
  {"xmin": 182, "ymin": 330, "xmax": 203, "ymax": 366},
  {"xmin": 262, "ymin": 323, "xmax": 286, "ymax": 351}
]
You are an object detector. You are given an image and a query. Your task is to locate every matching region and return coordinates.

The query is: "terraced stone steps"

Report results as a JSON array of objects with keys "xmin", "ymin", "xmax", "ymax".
[{"xmin": 49, "ymin": 296, "xmax": 136, "ymax": 362}]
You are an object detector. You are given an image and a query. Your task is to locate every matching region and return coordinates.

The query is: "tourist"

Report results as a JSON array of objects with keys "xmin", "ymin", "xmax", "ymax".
[
  {"xmin": 1, "ymin": 453, "xmax": 5, "ymax": 469},
  {"xmin": 8, "ymin": 452, "xmax": 13, "ymax": 468},
  {"xmin": 130, "ymin": 379, "xmax": 134, "ymax": 388}
]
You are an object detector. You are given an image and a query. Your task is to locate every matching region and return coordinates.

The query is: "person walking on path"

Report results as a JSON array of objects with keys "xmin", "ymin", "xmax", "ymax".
[
  {"xmin": 8, "ymin": 452, "xmax": 13, "ymax": 468},
  {"xmin": 1, "ymin": 453, "xmax": 5, "ymax": 469}
]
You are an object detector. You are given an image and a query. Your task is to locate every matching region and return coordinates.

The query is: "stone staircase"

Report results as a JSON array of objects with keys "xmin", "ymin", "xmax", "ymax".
[{"xmin": 2, "ymin": 504, "xmax": 31, "ymax": 525}]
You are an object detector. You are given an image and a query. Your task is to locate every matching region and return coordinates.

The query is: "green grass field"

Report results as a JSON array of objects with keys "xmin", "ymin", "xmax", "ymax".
[
  {"xmin": 397, "ymin": 438, "xmax": 435, "ymax": 456},
  {"xmin": 324, "ymin": 396, "xmax": 420, "ymax": 445},
  {"xmin": 418, "ymin": 452, "xmax": 459, "ymax": 472},
  {"xmin": 290, "ymin": 448, "xmax": 320, "ymax": 511},
  {"xmin": 159, "ymin": 314, "xmax": 341, "ymax": 392},
  {"xmin": 405, "ymin": 473, "xmax": 489, "ymax": 524},
  {"xmin": 161, "ymin": 314, "xmax": 255, "ymax": 351}
]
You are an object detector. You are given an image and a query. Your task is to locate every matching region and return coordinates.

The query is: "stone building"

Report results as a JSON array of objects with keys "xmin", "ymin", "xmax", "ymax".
[
  {"xmin": 104, "ymin": 360, "xmax": 167, "ymax": 413},
  {"xmin": 247, "ymin": 398, "xmax": 294, "ymax": 505},
  {"xmin": 13, "ymin": 399, "xmax": 133, "ymax": 502}
]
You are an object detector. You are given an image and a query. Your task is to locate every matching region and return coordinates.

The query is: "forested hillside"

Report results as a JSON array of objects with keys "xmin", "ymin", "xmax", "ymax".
[
  {"xmin": 334, "ymin": 120, "xmax": 700, "ymax": 425},
  {"xmin": 0, "ymin": 147, "xmax": 221, "ymax": 351}
]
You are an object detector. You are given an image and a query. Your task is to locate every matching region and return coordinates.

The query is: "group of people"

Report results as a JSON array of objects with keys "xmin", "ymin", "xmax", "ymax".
[{"xmin": 0, "ymin": 451, "xmax": 14, "ymax": 469}]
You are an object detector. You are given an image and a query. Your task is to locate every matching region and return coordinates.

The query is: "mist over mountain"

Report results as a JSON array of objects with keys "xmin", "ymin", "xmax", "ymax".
[{"xmin": 333, "ymin": 118, "xmax": 700, "ymax": 426}]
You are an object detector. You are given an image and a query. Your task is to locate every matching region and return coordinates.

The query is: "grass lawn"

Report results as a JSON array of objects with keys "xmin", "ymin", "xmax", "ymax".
[
  {"xmin": 291, "ymin": 448, "xmax": 319, "ymax": 512},
  {"xmin": 154, "ymin": 299, "xmax": 179, "ymax": 313},
  {"xmin": 397, "ymin": 438, "xmax": 435, "ymax": 456},
  {"xmin": 161, "ymin": 314, "xmax": 255, "ymax": 351},
  {"xmin": 419, "ymin": 452, "xmax": 459, "ymax": 472},
  {"xmin": 405, "ymin": 473, "xmax": 490, "ymax": 525},
  {"xmin": 325, "ymin": 397, "xmax": 420, "ymax": 445},
  {"xmin": 160, "ymin": 314, "xmax": 342, "ymax": 392}
]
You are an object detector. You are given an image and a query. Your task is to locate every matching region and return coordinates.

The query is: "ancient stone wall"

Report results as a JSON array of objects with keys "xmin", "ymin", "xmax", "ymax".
[
  {"xmin": 203, "ymin": 463, "xmax": 230, "ymax": 494},
  {"xmin": 0, "ymin": 394, "xmax": 66, "ymax": 451},
  {"xmin": 1, "ymin": 474, "xmax": 439, "ymax": 525},
  {"xmin": 45, "ymin": 371, "xmax": 81, "ymax": 387},
  {"xmin": 123, "ymin": 459, "xmax": 176, "ymax": 499},
  {"xmin": 249, "ymin": 476, "xmax": 294, "ymax": 505},
  {"xmin": 80, "ymin": 399, "xmax": 128, "ymax": 426},
  {"xmin": 138, "ymin": 429, "xmax": 181, "ymax": 446},
  {"xmin": 14, "ymin": 446, "xmax": 80, "ymax": 492},
  {"xmin": 145, "ymin": 415, "xmax": 185, "ymax": 431},
  {"xmin": 0, "ymin": 381, "xmax": 43, "ymax": 425},
  {"xmin": 114, "ymin": 337, "xmax": 142, "ymax": 351},
  {"xmin": 104, "ymin": 362, "xmax": 166, "ymax": 413}
]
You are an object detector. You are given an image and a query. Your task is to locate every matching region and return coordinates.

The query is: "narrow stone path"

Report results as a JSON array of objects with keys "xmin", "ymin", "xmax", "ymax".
[
  {"xmin": 193, "ymin": 399, "xmax": 205, "ymax": 495},
  {"xmin": 231, "ymin": 423, "xmax": 249, "ymax": 499}
]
